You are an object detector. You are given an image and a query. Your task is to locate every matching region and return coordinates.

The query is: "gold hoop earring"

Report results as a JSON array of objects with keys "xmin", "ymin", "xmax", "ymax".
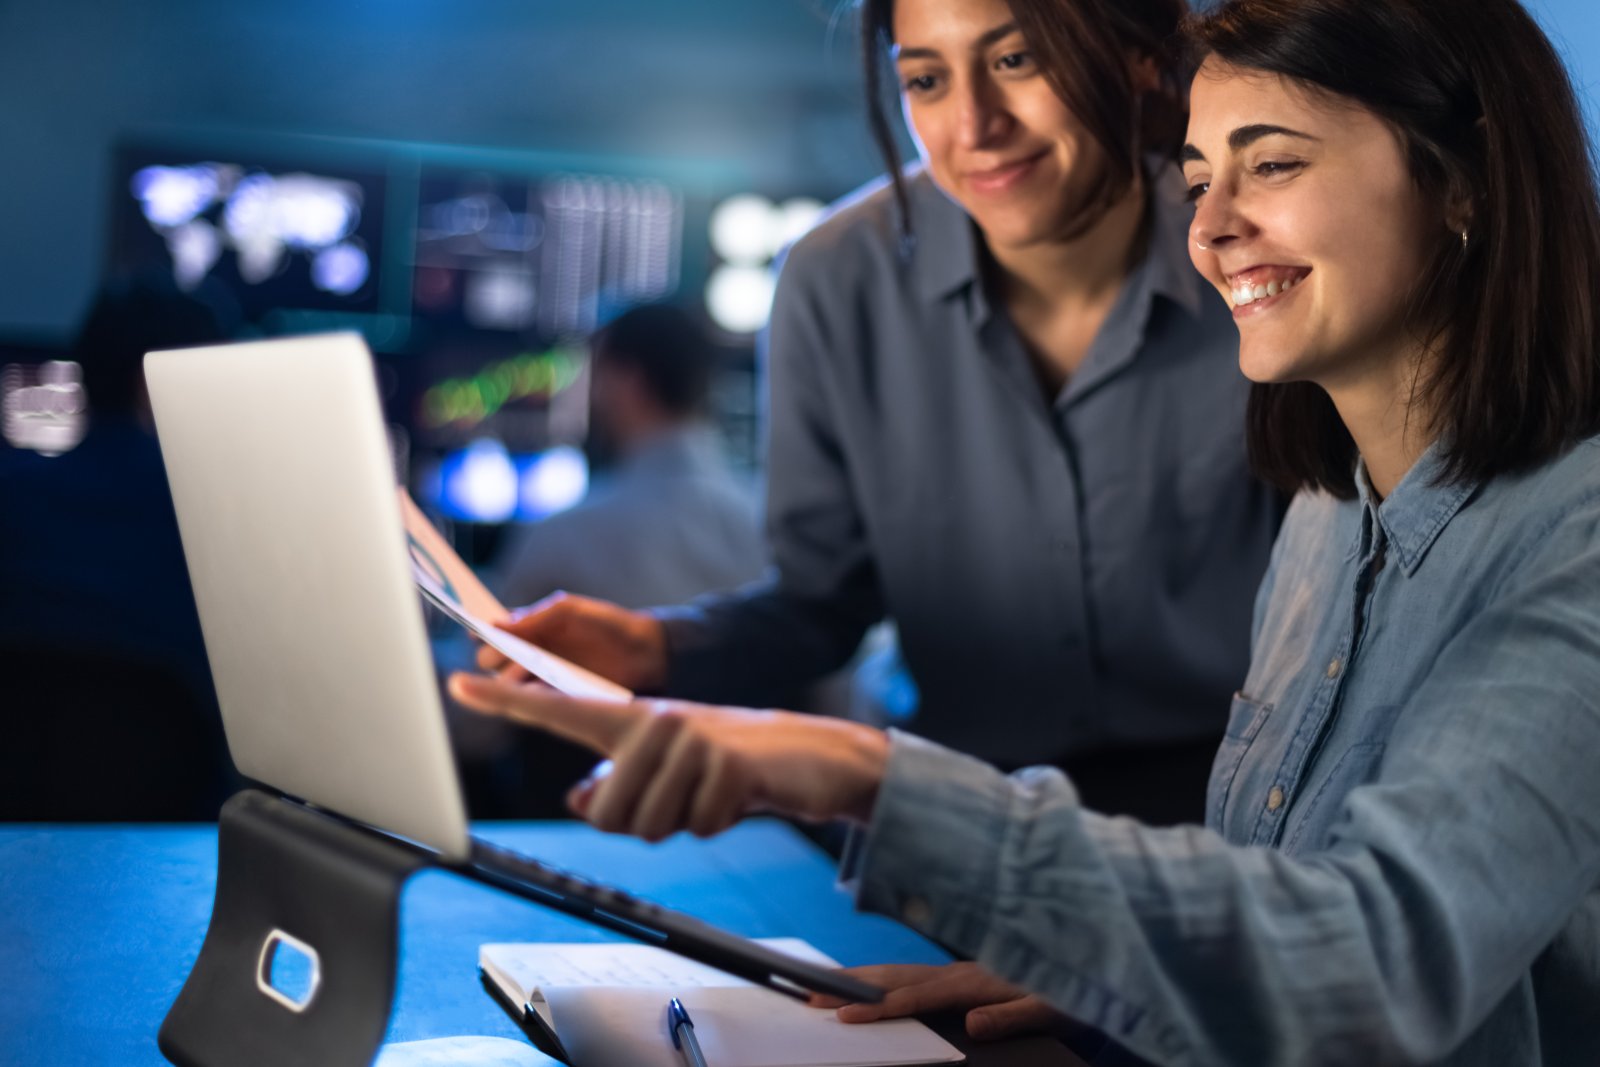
[{"xmin": 1460, "ymin": 229, "xmax": 1470, "ymax": 249}]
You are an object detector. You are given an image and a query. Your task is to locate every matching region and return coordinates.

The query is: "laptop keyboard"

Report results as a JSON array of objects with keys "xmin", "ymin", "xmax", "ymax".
[{"xmin": 469, "ymin": 836, "xmax": 667, "ymax": 926}]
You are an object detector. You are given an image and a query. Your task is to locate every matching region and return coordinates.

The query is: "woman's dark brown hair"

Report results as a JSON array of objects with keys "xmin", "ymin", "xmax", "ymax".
[
  {"xmin": 858, "ymin": 0, "xmax": 1188, "ymax": 242},
  {"xmin": 1188, "ymin": 0, "xmax": 1600, "ymax": 496}
]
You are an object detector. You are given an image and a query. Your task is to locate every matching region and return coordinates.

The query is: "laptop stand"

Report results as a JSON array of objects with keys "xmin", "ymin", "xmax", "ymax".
[{"xmin": 158, "ymin": 789, "xmax": 432, "ymax": 1067}]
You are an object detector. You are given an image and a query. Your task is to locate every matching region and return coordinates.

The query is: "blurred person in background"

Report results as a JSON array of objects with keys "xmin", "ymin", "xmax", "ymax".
[
  {"xmin": 481, "ymin": 0, "xmax": 1284, "ymax": 826},
  {"xmin": 491, "ymin": 303, "xmax": 764, "ymax": 611},
  {"xmin": 0, "ymin": 273, "xmax": 235, "ymax": 820}
]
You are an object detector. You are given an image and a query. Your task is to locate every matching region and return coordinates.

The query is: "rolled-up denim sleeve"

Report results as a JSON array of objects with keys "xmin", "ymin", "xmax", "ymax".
[
  {"xmin": 846, "ymin": 510, "xmax": 1600, "ymax": 1066},
  {"xmin": 651, "ymin": 239, "xmax": 883, "ymax": 705}
]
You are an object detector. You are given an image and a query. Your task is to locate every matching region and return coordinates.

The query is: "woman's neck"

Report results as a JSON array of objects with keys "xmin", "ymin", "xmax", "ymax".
[
  {"xmin": 985, "ymin": 177, "xmax": 1149, "ymax": 391},
  {"xmin": 1324, "ymin": 346, "xmax": 1438, "ymax": 501}
]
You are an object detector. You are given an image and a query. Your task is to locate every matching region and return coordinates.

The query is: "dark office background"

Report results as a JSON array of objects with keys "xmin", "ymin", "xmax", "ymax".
[
  {"xmin": 2, "ymin": 0, "xmax": 1597, "ymax": 347},
  {"xmin": 0, "ymin": 0, "xmax": 885, "ymax": 338}
]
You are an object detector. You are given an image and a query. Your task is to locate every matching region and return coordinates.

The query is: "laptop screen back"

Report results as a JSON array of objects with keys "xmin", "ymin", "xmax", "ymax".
[{"xmin": 145, "ymin": 333, "xmax": 470, "ymax": 860}]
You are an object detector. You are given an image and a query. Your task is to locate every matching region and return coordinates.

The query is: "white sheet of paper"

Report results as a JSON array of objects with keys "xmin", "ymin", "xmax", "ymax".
[
  {"xmin": 413, "ymin": 564, "xmax": 632, "ymax": 704},
  {"xmin": 399, "ymin": 488, "xmax": 632, "ymax": 703},
  {"xmin": 398, "ymin": 488, "xmax": 507, "ymax": 622},
  {"xmin": 544, "ymin": 985, "xmax": 964, "ymax": 1067}
]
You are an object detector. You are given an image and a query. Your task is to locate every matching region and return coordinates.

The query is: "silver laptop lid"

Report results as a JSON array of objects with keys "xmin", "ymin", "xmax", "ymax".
[{"xmin": 145, "ymin": 333, "xmax": 470, "ymax": 860}]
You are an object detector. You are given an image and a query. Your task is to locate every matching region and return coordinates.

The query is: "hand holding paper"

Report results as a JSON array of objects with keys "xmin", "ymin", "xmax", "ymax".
[
  {"xmin": 477, "ymin": 592, "xmax": 670, "ymax": 696},
  {"xmin": 398, "ymin": 489, "xmax": 632, "ymax": 704}
]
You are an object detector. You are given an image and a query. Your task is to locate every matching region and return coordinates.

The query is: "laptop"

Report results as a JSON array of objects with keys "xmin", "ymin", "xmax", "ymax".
[{"xmin": 143, "ymin": 332, "xmax": 880, "ymax": 1006}]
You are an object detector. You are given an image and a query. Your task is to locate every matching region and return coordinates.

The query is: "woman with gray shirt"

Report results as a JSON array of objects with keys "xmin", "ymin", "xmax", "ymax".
[{"xmin": 487, "ymin": 0, "xmax": 1282, "ymax": 824}]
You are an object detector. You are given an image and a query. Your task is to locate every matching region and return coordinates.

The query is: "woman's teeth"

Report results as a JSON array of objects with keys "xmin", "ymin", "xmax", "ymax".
[{"xmin": 1232, "ymin": 276, "xmax": 1298, "ymax": 306}]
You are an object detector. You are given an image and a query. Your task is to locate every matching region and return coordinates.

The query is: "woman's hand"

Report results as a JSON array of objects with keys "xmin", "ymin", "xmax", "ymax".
[
  {"xmin": 447, "ymin": 673, "xmax": 891, "ymax": 838},
  {"xmin": 478, "ymin": 592, "xmax": 669, "ymax": 694},
  {"xmin": 810, "ymin": 962, "xmax": 1066, "ymax": 1041}
]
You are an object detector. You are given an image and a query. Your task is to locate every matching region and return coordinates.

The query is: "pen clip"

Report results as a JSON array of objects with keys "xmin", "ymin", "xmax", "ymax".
[{"xmin": 668, "ymin": 996, "xmax": 691, "ymax": 1049}]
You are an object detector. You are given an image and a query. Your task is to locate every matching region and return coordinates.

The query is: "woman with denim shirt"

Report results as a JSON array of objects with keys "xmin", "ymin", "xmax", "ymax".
[{"xmin": 451, "ymin": 0, "xmax": 1600, "ymax": 1062}]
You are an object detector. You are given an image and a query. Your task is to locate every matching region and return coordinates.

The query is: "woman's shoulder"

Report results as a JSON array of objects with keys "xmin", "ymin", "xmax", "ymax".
[{"xmin": 1484, "ymin": 434, "xmax": 1600, "ymax": 536}]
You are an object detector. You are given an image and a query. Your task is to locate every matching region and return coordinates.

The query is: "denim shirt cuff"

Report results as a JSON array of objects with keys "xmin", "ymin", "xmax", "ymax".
[{"xmin": 839, "ymin": 730, "xmax": 1012, "ymax": 949}]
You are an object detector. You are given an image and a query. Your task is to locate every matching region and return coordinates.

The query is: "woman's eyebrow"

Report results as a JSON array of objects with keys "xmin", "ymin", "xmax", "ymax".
[
  {"xmin": 893, "ymin": 20, "xmax": 1019, "ymax": 61},
  {"xmin": 1228, "ymin": 123, "xmax": 1319, "ymax": 150},
  {"xmin": 1181, "ymin": 124, "xmax": 1320, "ymax": 164}
]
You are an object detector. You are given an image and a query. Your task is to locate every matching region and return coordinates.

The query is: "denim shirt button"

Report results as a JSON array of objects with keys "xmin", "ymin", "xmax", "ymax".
[
  {"xmin": 902, "ymin": 895, "xmax": 934, "ymax": 928},
  {"xmin": 1266, "ymin": 786, "xmax": 1286, "ymax": 812},
  {"xmin": 1326, "ymin": 657, "xmax": 1343, "ymax": 678}
]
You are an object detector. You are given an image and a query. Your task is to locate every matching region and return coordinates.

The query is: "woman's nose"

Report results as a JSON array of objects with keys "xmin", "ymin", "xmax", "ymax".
[
  {"xmin": 1191, "ymin": 184, "xmax": 1246, "ymax": 252},
  {"xmin": 955, "ymin": 78, "xmax": 1013, "ymax": 150}
]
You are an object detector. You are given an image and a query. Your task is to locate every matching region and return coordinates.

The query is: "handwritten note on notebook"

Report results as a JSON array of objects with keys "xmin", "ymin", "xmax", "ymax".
[{"xmin": 479, "ymin": 939, "xmax": 965, "ymax": 1067}]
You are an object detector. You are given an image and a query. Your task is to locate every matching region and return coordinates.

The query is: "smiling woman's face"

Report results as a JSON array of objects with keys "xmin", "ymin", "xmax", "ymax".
[
  {"xmin": 1182, "ymin": 57, "xmax": 1441, "ymax": 389},
  {"xmin": 892, "ymin": 0, "xmax": 1109, "ymax": 252}
]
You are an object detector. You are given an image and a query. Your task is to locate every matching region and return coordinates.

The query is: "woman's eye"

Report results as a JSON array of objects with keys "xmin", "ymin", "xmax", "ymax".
[
  {"xmin": 902, "ymin": 73, "xmax": 938, "ymax": 94},
  {"xmin": 996, "ymin": 51, "xmax": 1033, "ymax": 71},
  {"xmin": 1184, "ymin": 182, "xmax": 1210, "ymax": 204},
  {"xmin": 1253, "ymin": 160, "xmax": 1305, "ymax": 179}
]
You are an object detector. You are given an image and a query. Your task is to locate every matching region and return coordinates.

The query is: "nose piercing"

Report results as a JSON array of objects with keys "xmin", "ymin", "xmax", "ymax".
[{"xmin": 1195, "ymin": 239, "xmax": 1211, "ymax": 251}]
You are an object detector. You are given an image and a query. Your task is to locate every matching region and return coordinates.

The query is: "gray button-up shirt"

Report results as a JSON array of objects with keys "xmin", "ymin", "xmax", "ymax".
[{"xmin": 657, "ymin": 167, "xmax": 1282, "ymax": 765}]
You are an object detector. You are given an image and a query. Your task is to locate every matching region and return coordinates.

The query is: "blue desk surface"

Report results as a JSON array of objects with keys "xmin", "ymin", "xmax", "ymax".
[{"xmin": 0, "ymin": 818, "xmax": 1078, "ymax": 1065}]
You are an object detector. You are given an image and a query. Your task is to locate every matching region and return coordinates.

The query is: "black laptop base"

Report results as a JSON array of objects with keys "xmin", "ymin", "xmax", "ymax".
[{"xmin": 159, "ymin": 790, "xmax": 426, "ymax": 1067}]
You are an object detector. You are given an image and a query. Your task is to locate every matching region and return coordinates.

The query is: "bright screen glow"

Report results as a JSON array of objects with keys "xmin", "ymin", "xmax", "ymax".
[
  {"xmin": 116, "ymin": 152, "xmax": 384, "ymax": 317},
  {"xmin": 705, "ymin": 195, "xmax": 825, "ymax": 333},
  {"xmin": 424, "ymin": 440, "xmax": 589, "ymax": 523},
  {"xmin": 706, "ymin": 264, "xmax": 776, "ymax": 334},
  {"xmin": 517, "ymin": 445, "xmax": 588, "ymax": 519},
  {"xmin": 1, "ymin": 362, "xmax": 86, "ymax": 455}
]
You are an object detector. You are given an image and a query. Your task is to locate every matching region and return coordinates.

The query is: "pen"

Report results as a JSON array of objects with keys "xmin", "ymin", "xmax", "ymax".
[{"xmin": 668, "ymin": 996, "xmax": 709, "ymax": 1067}]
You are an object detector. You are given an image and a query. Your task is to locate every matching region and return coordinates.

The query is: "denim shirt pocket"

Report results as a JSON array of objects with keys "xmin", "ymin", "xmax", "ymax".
[
  {"xmin": 1207, "ymin": 691, "xmax": 1274, "ymax": 832},
  {"xmin": 1283, "ymin": 740, "xmax": 1388, "ymax": 854}
]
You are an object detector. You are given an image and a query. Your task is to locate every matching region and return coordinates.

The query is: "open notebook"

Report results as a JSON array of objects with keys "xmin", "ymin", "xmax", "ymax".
[{"xmin": 480, "ymin": 939, "xmax": 965, "ymax": 1067}]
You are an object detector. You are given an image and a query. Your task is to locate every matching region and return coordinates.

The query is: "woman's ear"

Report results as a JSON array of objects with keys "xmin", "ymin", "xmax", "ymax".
[{"xmin": 1444, "ymin": 191, "xmax": 1476, "ymax": 246}]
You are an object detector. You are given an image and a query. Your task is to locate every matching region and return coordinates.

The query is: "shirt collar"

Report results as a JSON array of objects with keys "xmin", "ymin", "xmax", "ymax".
[
  {"xmin": 907, "ymin": 161, "xmax": 1204, "ymax": 320},
  {"xmin": 1351, "ymin": 442, "xmax": 1480, "ymax": 575},
  {"xmin": 908, "ymin": 167, "xmax": 980, "ymax": 304},
  {"xmin": 1143, "ymin": 164, "xmax": 1204, "ymax": 318}
]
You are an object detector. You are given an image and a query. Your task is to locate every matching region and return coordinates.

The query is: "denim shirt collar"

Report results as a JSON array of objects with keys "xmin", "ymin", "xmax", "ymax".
[
  {"xmin": 1351, "ymin": 442, "xmax": 1480, "ymax": 575},
  {"xmin": 910, "ymin": 161, "xmax": 1204, "ymax": 323}
]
